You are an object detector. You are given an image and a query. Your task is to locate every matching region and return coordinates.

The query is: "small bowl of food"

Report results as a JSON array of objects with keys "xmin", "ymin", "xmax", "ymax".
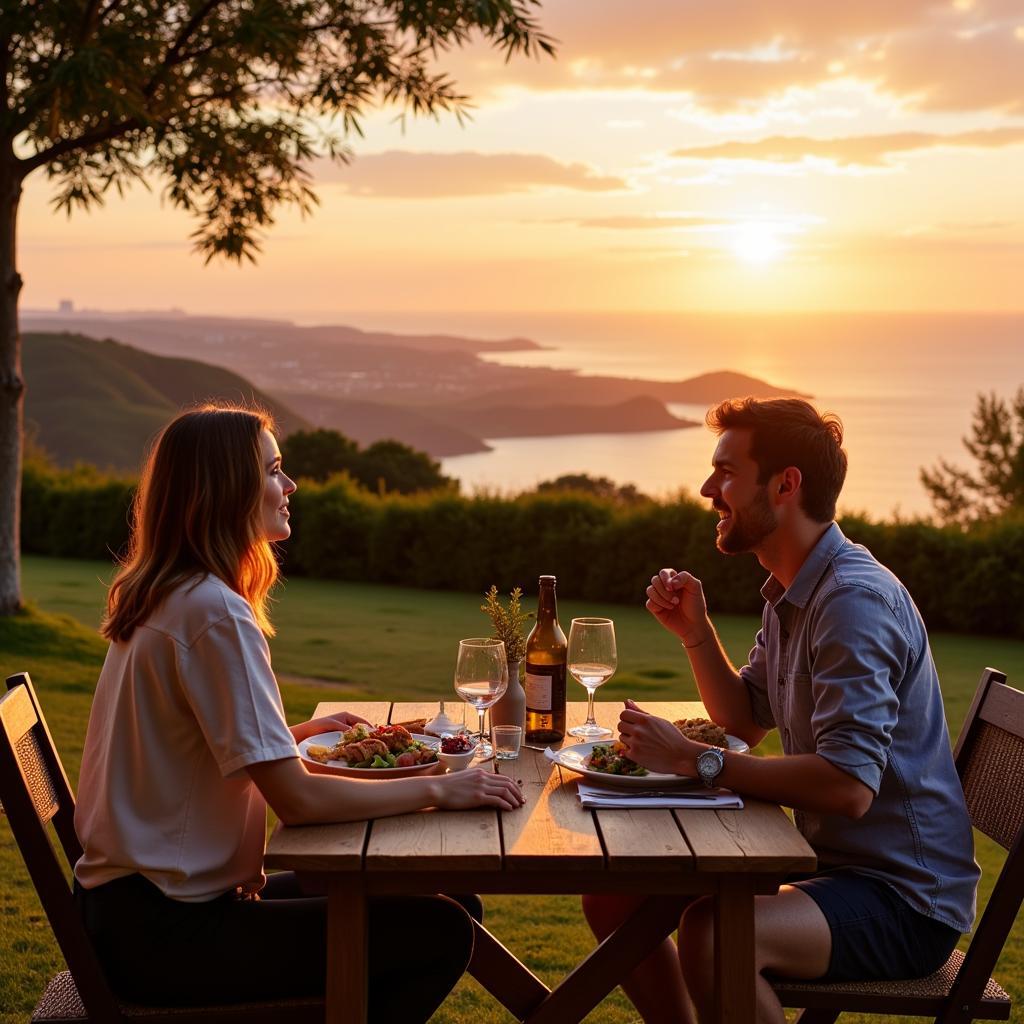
[{"xmin": 436, "ymin": 731, "xmax": 477, "ymax": 772}]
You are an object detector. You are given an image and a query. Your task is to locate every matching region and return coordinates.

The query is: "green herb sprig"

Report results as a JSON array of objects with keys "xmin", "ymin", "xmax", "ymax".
[{"xmin": 481, "ymin": 585, "xmax": 531, "ymax": 663}]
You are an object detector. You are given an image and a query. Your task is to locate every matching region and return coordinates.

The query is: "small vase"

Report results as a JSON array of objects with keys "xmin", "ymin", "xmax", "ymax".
[{"xmin": 490, "ymin": 659, "xmax": 525, "ymax": 732}]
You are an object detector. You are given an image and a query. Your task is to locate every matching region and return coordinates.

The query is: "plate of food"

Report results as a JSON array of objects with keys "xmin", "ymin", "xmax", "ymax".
[
  {"xmin": 546, "ymin": 718, "xmax": 749, "ymax": 788},
  {"xmin": 298, "ymin": 723, "xmax": 441, "ymax": 778}
]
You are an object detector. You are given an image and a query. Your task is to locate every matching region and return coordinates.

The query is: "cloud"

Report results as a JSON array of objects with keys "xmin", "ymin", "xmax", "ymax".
[
  {"xmin": 437, "ymin": 0, "xmax": 1024, "ymax": 114},
  {"xmin": 670, "ymin": 127, "xmax": 1024, "ymax": 167},
  {"xmin": 318, "ymin": 150, "xmax": 626, "ymax": 197},
  {"xmin": 572, "ymin": 214, "xmax": 730, "ymax": 229}
]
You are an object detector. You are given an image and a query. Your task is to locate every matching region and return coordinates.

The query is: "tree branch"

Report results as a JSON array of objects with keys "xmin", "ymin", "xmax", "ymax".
[
  {"xmin": 17, "ymin": 117, "xmax": 141, "ymax": 177},
  {"xmin": 143, "ymin": 0, "xmax": 225, "ymax": 99}
]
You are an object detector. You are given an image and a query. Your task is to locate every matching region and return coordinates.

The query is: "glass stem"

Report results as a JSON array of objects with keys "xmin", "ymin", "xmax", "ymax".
[
  {"xmin": 478, "ymin": 708, "xmax": 486, "ymax": 742},
  {"xmin": 586, "ymin": 687, "xmax": 597, "ymax": 725}
]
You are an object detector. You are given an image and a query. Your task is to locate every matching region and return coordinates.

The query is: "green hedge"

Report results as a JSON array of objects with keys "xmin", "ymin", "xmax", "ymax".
[{"xmin": 19, "ymin": 467, "xmax": 1024, "ymax": 638}]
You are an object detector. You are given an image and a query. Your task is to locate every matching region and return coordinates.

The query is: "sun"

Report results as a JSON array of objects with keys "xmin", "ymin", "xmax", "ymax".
[{"xmin": 732, "ymin": 223, "xmax": 786, "ymax": 265}]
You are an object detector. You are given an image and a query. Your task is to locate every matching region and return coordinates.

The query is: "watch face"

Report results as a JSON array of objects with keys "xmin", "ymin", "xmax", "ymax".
[{"xmin": 697, "ymin": 748, "xmax": 724, "ymax": 783}]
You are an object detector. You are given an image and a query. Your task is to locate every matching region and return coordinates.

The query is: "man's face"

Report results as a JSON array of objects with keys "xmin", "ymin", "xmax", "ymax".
[{"xmin": 699, "ymin": 428, "xmax": 778, "ymax": 554}]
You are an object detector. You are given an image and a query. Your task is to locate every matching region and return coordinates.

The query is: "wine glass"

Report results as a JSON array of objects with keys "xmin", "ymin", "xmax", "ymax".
[
  {"xmin": 567, "ymin": 617, "xmax": 617, "ymax": 740},
  {"xmin": 454, "ymin": 637, "xmax": 509, "ymax": 758}
]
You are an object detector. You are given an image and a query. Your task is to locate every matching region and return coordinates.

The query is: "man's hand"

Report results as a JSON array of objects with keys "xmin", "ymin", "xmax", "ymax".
[
  {"xmin": 290, "ymin": 711, "xmax": 372, "ymax": 744},
  {"xmin": 645, "ymin": 569, "xmax": 711, "ymax": 647},
  {"xmin": 617, "ymin": 699, "xmax": 700, "ymax": 776}
]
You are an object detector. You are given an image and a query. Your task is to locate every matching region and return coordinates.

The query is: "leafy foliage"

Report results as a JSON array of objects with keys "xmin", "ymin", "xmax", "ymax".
[
  {"xmin": 5, "ymin": 1, "xmax": 555, "ymax": 262},
  {"xmin": 535, "ymin": 473, "xmax": 650, "ymax": 505},
  {"xmin": 281, "ymin": 427, "xmax": 454, "ymax": 493},
  {"xmin": 920, "ymin": 388, "xmax": 1024, "ymax": 525},
  {"xmin": 481, "ymin": 585, "xmax": 530, "ymax": 662}
]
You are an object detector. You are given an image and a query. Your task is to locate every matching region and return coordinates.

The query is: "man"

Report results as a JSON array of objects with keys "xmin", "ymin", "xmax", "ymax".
[{"xmin": 582, "ymin": 397, "xmax": 979, "ymax": 1024}]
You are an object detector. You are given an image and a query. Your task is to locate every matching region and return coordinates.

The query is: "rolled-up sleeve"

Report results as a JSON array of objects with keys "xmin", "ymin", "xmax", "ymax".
[
  {"xmin": 740, "ymin": 622, "xmax": 776, "ymax": 730},
  {"xmin": 808, "ymin": 586, "xmax": 909, "ymax": 794}
]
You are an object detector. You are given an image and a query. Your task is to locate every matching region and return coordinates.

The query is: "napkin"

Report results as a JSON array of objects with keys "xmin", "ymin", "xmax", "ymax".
[{"xmin": 576, "ymin": 780, "xmax": 744, "ymax": 809}]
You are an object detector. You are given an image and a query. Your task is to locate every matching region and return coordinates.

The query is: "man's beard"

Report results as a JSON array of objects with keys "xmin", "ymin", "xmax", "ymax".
[{"xmin": 716, "ymin": 485, "xmax": 777, "ymax": 554}]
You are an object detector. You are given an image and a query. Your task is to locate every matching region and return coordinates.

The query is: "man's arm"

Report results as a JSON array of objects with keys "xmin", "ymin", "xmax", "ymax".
[
  {"xmin": 646, "ymin": 568, "xmax": 768, "ymax": 746},
  {"xmin": 617, "ymin": 709, "xmax": 873, "ymax": 819}
]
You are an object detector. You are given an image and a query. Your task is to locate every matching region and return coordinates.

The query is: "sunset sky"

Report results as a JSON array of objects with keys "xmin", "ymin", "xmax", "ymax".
[{"xmin": 19, "ymin": 0, "xmax": 1024, "ymax": 317}]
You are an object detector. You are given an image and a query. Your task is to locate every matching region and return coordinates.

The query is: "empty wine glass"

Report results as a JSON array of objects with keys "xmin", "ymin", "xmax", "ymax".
[
  {"xmin": 567, "ymin": 618, "xmax": 617, "ymax": 740},
  {"xmin": 454, "ymin": 638, "xmax": 509, "ymax": 758}
]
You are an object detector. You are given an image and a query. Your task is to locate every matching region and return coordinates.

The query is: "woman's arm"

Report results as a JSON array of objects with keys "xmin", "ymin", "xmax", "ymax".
[
  {"xmin": 246, "ymin": 758, "xmax": 524, "ymax": 825},
  {"xmin": 289, "ymin": 712, "xmax": 371, "ymax": 744}
]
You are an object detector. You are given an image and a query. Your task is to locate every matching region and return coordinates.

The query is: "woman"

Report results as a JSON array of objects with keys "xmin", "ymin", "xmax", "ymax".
[{"xmin": 73, "ymin": 404, "xmax": 523, "ymax": 1019}]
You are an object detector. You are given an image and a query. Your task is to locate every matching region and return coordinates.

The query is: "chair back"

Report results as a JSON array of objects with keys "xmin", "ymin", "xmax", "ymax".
[
  {"xmin": 0, "ymin": 672, "xmax": 123, "ymax": 1021},
  {"xmin": 947, "ymin": 667, "xmax": 1024, "ymax": 1014}
]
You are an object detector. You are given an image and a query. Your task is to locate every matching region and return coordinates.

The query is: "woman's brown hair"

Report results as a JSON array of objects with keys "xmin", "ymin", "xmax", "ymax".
[{"xmin": 102, "ymin": 404, "xmax": 280, "ymax": 642}]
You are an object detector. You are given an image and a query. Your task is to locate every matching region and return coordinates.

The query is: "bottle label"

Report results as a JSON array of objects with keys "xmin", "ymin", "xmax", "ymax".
[{"xmin": 525, "ymin": 668, "xmax": 554, "ymax": 711}]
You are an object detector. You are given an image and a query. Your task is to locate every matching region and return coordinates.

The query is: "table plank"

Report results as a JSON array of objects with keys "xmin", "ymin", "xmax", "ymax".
[
  {"xmin": 497, "ymin": 750, "xmax": 605, "ymax": 872},
  {"xmin": 597, "ymin": 807, "xmax": 694, "ymax": 872},
  {"xmin": 266, "ymin": 822, "xmax": 367, "ymax": 872},
  {"xmin": 366, "ymin": 808, "xmax": 501, "ymax": 872},
  {"xmin": 714, "ymin": 799, "xmax": 816, "ymax": 872},
  {"xmin": 390, "ymin": 700, "xmax": 454, "ymax": 731}
]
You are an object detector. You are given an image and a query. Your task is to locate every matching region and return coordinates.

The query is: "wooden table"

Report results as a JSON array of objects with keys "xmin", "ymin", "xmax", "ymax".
[{"xmin": 265, "ymin": 700, "xmax": 816, "ymax": 1024}]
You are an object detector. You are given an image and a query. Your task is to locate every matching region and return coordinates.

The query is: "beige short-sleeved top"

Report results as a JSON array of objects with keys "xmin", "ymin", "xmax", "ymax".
[{"xmin": 74, "ymin": 575, "xmax": 300, "ymax": 902}]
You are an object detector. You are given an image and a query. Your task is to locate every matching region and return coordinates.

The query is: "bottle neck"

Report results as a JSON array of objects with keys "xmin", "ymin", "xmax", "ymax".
[{"xmin": 536, "ymin": 584, "xmax": 558, "ymax": 622}]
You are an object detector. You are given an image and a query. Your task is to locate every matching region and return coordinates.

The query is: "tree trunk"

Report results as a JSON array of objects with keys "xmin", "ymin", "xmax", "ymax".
[{"xmin": 0, "ymin": 153, "xmax": 24, "ymax": 615}]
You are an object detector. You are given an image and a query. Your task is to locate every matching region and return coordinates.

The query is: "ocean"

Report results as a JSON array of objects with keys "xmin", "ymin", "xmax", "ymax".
[{"xmin": 296, "ymin": 310, "xmax": 1024, "ymax": 519}]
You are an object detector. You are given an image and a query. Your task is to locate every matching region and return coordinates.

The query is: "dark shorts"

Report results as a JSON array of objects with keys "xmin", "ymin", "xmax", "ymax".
[{"xmin": 789, "ymin": 869, "xmax": 961, "ymax": 982}]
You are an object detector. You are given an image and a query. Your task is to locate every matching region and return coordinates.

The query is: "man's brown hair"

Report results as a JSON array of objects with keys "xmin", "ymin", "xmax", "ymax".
[{"xmin": 706, "ymin": 397, "xmax": 847, "ymax": 523}]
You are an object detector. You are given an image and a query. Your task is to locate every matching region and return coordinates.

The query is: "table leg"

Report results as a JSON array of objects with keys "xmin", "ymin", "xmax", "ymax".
[
  {"xmin": 714, "ymin": 877, "xmax": 756, "ymax": 1024},
  {"xmin": 525, "ymin": 895, "xmax": 685, "ymax": 1024},
  {"xmin": 326, "ymin": 876, "xmax": 367, "ymax": 1024},
  {"xmin": 469, "ymin": 920, "xmax": 550, "ymax": 1018}
]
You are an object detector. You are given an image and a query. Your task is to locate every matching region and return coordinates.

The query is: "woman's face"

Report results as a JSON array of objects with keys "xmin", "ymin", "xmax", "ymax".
[{"xmin": 259, "ymin": 429, "xmax": 297, "ymax": 542}]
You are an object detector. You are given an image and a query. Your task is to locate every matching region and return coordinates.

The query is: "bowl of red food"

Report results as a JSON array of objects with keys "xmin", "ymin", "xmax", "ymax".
[{"xmin": 436, "ymin": 731, "xmax": 477, "ymax": 772}]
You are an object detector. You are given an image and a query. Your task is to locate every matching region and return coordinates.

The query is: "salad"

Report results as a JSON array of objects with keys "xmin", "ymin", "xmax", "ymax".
[
  {"xmin": 586, "ymin": 741, "xmax": 649, "ymax": 777},
  {"xmin": 306, "ymin": 723, "xmax": 438, "ymax": 769}
]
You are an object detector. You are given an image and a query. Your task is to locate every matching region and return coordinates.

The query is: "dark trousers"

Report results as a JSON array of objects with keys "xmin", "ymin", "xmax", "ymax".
[{"xmin": 75, "ymin": 872, "xmax": 479, "ymax": 1022}]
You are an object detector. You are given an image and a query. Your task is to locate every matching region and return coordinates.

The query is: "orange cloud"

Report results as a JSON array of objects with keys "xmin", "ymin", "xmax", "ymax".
[
  {"xmin": 439, "ymin": 0, "xmax": 1024, "ymax": 113},
  {"xmin": 571, "ymin": 215, "xmax": 730, "ymax": 229},
  {"xmin": 671, "ymin": 127, "xmax": 1024, "ymax": 166},
  {"xmin": 318, "ymin": 150, "xmax": 626, "ymax": 197}
]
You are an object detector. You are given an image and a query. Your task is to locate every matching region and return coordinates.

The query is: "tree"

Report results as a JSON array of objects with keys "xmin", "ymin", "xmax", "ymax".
[
  {"xmin": 353, "ymin": 437, "xmax": 454, "ymax": 494},
  {"xmin": 281, "ymin": 428, "xmax": 359, "ymax": 483},
  {"xmin": 920, "ymin": 387, "xmax": 1024, "ymax": 525},
  {"xmin": 535, "ymin": 472, "xmax": 649, "ymax": 505},
  {"xmin": 0, "ymin": 1, "xmax": 553, "ymax": 614}
]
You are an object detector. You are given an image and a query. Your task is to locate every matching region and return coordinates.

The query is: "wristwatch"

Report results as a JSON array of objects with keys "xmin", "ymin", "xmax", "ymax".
[{"xmin": 696, "ymin": 747, "xmax": 725, "ymax": 788}]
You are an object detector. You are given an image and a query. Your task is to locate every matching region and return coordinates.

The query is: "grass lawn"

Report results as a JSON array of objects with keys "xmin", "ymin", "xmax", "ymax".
[{"xmin": 4, "ymin": 554, "xmax": 1024, "ymax": 1023}]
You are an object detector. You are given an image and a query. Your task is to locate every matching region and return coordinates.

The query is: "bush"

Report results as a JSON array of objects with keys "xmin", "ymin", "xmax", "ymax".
[{"xmin": 22, "ymin": 465, "xmax": 1024, "ymax": 638}]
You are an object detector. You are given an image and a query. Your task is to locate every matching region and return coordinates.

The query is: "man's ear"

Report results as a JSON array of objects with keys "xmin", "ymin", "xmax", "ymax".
[{"xmin": 776, "ymin": 466, "xmax": 802, "ymax": 502}]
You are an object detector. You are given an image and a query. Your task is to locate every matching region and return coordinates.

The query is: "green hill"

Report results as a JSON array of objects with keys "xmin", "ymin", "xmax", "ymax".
[{"xmin": 23, "ymin": 332, "xmax": 309, "ymax": 471}]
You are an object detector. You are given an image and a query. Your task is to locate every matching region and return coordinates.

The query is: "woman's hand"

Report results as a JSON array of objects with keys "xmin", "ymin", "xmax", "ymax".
[
  {"xmin": 645, "ymin": 568, "xmax": 711, "ymax": 647},
  {"xmin": 290, "ymin": 711, "xmax": 371, "ymax": 744},
  {"xmin": 618, "ymin": 699, "xmax": 699, "ymax": 776},
  {"xmin": 433, "ymin": 768, "xmax": 525, "ymax": 812}
]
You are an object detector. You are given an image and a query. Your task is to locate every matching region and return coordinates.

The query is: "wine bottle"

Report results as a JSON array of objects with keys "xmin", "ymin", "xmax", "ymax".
[{"xmin": 524, "ymin": 575, "xmax": 567, "ymax": 743}]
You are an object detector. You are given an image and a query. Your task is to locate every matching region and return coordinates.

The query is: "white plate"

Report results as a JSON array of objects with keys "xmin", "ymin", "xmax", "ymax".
[
  {"xmin": 298, "ymin": 731, "xmax": 440, "ymax": 777},
  {"xmin": 547, "ymin": 736, "xmax": 749, "ymax": 788}
]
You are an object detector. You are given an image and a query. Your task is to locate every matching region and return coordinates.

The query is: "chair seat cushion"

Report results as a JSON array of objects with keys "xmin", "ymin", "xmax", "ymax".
[
  {"xmin": 32, "ymin": 971, "xmax": 324, "ymax": 1022},
  {"xmin": 774, "ymin": 948, "xmax": 1010, "ymax": 1010}
]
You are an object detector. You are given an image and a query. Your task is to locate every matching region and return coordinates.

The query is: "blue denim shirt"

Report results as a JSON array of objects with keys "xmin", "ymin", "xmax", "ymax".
[{"xmin": 739, "ymin": 523, "xmax": 979, "ymax": 931}]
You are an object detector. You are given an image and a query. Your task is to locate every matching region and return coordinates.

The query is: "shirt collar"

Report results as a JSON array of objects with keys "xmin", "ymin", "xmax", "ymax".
[{"xmin": 760, "ymin": 521, "xmax": 847, "ymax": 610}]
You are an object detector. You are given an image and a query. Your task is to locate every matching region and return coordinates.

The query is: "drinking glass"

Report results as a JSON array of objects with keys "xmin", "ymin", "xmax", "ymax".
[
  {"xmin": 567, "ymin": 617, "xmax": 617, "ymax": 739},
  {"xmin": 454, "ymin": 638, "xmax": 509, "ymax": 758}
]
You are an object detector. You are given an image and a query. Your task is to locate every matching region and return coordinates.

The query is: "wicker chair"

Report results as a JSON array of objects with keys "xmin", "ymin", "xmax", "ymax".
[
  {"xmin": 0, "ymin": 671, "xmax": 324, "ymax": 1023},
  {"xmin": 773, "ymin": 666, "xmax": 1023, "ymax": 1023}
]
